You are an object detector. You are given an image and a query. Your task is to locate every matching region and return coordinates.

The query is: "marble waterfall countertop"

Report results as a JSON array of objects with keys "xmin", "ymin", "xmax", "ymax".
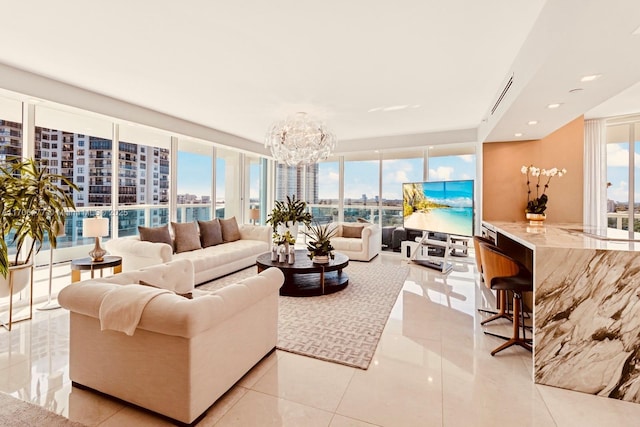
[
  {"xmin": 483, "ymin": 220, "xmax": 640, "ymax": 405},
  {"xmin": 482, "ymin": 221, "xmax": 640, "ymax": 252}
]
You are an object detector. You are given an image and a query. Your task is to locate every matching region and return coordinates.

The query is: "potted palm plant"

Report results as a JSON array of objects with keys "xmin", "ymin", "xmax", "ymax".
[
  {"xmin": 303, "ymin": 221, "xmax": 337, "ymax": 263},
  {"xmin": 0, "ymin": 158, "xmax": 78, "ymax": 281}
]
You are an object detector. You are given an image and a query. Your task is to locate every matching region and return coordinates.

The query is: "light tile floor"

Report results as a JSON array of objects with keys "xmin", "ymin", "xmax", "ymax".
[{"xmin": 2, "ymin": 252, "xmax": 640, "ymax": 426}]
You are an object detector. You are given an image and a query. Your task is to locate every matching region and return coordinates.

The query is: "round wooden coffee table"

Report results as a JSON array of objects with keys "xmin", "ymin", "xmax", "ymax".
[{"xmin": 256, "ymin": 250, "xmax": 349, "ymax": 297}]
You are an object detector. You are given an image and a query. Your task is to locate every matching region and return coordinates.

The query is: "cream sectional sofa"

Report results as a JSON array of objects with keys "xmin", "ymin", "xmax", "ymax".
[
  {"xmin": 105, "ymin": 223, "xmax": 271, "ymax": 284},
  {"xmin": 58, "ymin": 258, "xmax": 284, "ymax": 426},
  {"xmin": 329, "ymin": 222, "xmax": 382, "ymax": 261}
]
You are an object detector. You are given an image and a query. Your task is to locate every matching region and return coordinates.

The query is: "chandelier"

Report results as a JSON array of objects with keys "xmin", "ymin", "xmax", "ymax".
[{"xmin": 265, "ymin": 112, "xmax": 336, "ymax": 166}]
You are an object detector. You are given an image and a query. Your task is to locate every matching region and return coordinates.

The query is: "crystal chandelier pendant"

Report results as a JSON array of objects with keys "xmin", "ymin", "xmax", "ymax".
[{"xmin": 265, "ymin": 112, "xmax": 336, "ymax": 166}]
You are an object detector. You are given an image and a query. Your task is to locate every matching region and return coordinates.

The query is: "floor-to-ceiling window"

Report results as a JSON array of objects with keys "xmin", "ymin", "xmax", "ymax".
[
  {"xmin": 0, "ymin": 96, "xmax": 23, "ymax": 263},
  {"xmin": 606, "ymin": 118, "xmax": 640, "ymax": 236},
  {"xmin": 246, "ymin": 155, "xmax": 265, "ymax": 224},
  {"xmin": 118, "ymin": 124, "xmax": 171, "ymax": 236},
  {"xmin": 381, "ymin": 150, "xmax": 423, "ymax": 227},
  {"xmin": 216, "ymin": 147, "xmax": 240, "ymax": 219},
  {"xmin": 177, "ymin": 139, "xmax": 213, "ymax": 223},
  {"xmin": 34, "ymin": 105, "xmax": 114, "ymax": 262},
  {"xmin": 427, "ymin": 145, "xmax": 476, "ymax": 182},
  {"xmin": 275, "ymin": 163, "xmax": 305, "ymax": 202},
  {"xmin": 305, "ymin": 159, "xmax": 338, "ymax": 225},
  {"xmin": 343, "ymin": 153, "xmax": 380, "ymax": 223},
  {"xmin": 0, "ymin": 96, "xmax": 22, "ymax": 163}
]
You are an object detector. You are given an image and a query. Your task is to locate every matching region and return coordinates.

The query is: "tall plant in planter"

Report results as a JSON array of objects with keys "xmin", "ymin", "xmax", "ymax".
[
  {"xmin": 266, "ymin": 195, "xmax": 312, "ymax": 244},
  {"xmin": 0, "ymin": 158, "xmax": 78, "ymax": 278}
]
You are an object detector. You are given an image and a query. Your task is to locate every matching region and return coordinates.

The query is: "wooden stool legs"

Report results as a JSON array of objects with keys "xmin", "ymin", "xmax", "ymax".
[{"xmin": 480, "ymin": 289, "xmax": 512, "ymax": 325}]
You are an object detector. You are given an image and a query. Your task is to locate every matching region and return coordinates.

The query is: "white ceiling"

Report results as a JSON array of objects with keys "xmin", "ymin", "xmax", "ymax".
[{"xmin": 0, "ymin": 0, "xmax": 639, "ymax": 153}]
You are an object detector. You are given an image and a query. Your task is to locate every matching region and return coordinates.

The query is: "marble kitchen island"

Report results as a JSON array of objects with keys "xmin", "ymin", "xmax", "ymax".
[{"xmin": 483, "ymin": 221, "xmax": 640, "ymax": 405}]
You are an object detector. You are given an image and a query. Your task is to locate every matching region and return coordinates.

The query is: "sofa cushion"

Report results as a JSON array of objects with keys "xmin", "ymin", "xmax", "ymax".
[
  {"xmin": 220, "ymin": 217, "xmax": 241, "ymax": 242},
  {"xmin": 173, "ymin": 239, "xmax": 266, "ymax": 275},
  {"xmin": 198, "ymin": 219, "xmax": 223, "ymax": 248},
  {"xmin": 172, "ymin": 222, "xmax": 202, "ymax": 253},
  {"xmin": 139, "ymin": 225, "xmax": 173, "ymax": 249},
  {"xmin": 332, "ymin": 236, "xmax": 364, "ymax": 252},
  {"xmin": 342, "ymin": 224, "xmax": 364, "ymax": 238},
  {"xmin": 139, "ymin": 280, "xmax": 193, "ymax": 299}
]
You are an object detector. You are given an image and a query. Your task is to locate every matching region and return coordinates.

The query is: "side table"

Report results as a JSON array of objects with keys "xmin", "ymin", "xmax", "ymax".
[{"xmin": 71, "ymin": 256, "xmax": 123, "ymax": 283}]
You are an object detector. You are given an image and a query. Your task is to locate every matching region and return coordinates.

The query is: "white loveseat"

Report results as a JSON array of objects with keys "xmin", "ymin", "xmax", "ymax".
[
  {"xmin": 329, "ymin": 222, "xmax": 381, "ymax": 261},
  {"xmin": 58, "ymin": 259, "xmax": 284, "ymax": 426},
  {"xmin": 105, "ymin": 224, "xmax": 271, "ymax": 284}
]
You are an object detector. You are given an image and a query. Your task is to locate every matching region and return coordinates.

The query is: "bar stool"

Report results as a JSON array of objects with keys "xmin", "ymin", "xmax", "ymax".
[
  {"xmin": 473, "ymin": 236, "xmax": 511, "ymax": 325},
  {"xmin": 478, "ymin": 242, "xmax": 533, "ymax": 356}
]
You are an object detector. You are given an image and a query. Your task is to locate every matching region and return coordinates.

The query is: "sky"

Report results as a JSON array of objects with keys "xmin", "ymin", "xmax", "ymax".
[
  {"xmin": 176, "ymin": 151, "xmax": 218, "ymax": 198},
  {"xmin": 607, "ymin": 142, "xmax": 639, "ymax": 204},
  {"xmin": 318, "ymin": 155, "xmax": 477, "ymax": 200}
]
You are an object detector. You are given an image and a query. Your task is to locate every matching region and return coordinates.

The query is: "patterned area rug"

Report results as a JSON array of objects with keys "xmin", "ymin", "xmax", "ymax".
[
  {"xmin": 199, "ymin": 261, "xmax": 409, "ymax": 369},
  {"xmin": 0, "ymin": 392, "xmax": 86, "ymax": 427}
]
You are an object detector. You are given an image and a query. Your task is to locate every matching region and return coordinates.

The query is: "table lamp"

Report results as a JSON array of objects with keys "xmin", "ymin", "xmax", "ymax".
[
  {"xmin": 83, "ymin": 215, "xmax": 109, "ymax": 262},
  {"xmin": 249, "ymin": 208, "xmax": 260, "ymax": 224}
]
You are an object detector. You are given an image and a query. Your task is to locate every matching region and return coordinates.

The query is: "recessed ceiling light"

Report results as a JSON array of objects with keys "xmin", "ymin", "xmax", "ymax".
[
  {"xmin": 382, "ymin": 105, "xmax": 408, "ymax": 112},
  {"xmin": 514, "ymin": 133, "xmax": 523, "ymax": 137},
  {"xmin": 547, "ymin": 103, "xmax": 562, "ymax": 109},
  {"xmin": 428, "ymin": 146, "xmax": 434, "ymax": 149},
  {"xmin": 528, "ymin": 120, "xmax": 538, "ymax": 125},
  {"xmin": 367, "ymin": 107, "xmax": 382, "ymax": 113},
  {"xmin": 580, "ymin": 74, "xmax": 602, "ymax": 82}
]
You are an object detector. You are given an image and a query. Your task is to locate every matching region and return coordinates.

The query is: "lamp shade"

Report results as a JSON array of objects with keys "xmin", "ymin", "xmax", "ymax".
[
  {"xmin": 82, "ymin": 217, "xmax": 109, "ymax": 238},
  {"xmin": 249, "ymin": 209, "xmax": 260, "ymax": 221}
]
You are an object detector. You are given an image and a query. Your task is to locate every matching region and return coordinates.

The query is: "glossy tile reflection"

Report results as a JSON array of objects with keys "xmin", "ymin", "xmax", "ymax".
[{"xmin": 3, "ymin": 252, "xmax": 640, "ymax": 426}]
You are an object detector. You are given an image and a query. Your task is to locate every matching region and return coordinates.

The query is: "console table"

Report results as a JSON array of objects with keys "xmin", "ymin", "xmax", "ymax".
[{"xmin": 483, "ymin": 221, "xmax": 640, "ymax": 405}]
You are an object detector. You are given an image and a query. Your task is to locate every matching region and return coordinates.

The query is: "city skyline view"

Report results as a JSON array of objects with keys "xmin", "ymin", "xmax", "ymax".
[{"xmin": 607, "ymin": 142, "xmax": 640, "ymax": 206}]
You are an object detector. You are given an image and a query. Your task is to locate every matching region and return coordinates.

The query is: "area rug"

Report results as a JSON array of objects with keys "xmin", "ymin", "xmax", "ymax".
[
  {"xmin": 0, "ymin": 392, "xmax": 86, "ymax": 427},
  {"xmin": 199, "ymin": 261, "xmax": 409, "ymax": 369}
]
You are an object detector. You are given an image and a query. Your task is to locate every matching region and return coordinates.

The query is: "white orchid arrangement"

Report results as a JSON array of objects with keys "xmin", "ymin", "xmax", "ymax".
[{"xmin": 521, "ymin": 165, "xmax": 567, "ymax": 214}]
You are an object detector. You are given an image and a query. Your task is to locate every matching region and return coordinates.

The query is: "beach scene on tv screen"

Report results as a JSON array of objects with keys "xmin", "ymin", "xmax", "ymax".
[{"xmin": 403, "ymin": 180, "xmax": 474, "ymax": 236}]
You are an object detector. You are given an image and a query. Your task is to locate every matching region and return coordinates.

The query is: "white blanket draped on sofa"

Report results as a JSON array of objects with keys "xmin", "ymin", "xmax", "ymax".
[{"xmin": 99, "ymin": 286, "xmax": 172, "ymax": 336}]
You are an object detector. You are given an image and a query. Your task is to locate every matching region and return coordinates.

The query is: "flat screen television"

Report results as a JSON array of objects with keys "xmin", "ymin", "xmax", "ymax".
[{"xmin": 402, "ymin": 180, "xmax": 474, "ymax": 236}]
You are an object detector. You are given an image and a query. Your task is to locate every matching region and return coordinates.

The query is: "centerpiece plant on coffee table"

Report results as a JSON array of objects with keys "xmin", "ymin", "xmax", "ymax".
[
  {"xmin": 273, "ymin": 230, "xmax": 296, "ymax": 247},
  {"xmin": 303, "ymin": 221, "xmax": 337, "ymax": 262},
  {"xmin": 266, "ymin": 195, "xmax": 313, "ymax": 245}
]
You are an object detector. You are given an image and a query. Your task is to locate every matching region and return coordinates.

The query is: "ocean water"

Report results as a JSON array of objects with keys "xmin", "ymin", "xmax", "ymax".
[{"xmin": 404, "ymin": 207, "xmax": 474, "ymax": 236}]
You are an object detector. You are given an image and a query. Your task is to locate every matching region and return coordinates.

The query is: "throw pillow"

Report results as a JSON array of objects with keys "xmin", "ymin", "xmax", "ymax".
[
  {"xmin": 138, "ymin": 225, "xmax": 173, "ymax": 250},
  {"xmin": 342, "ymin": 224, "xmax": 364, "ymax": 238},
  {"xmin": 171, "ymin": 222, "xmax": 202, "ymax": 253},
  {"xmin": 139, "ymin": 280, "xmax": 193, "ymax": 299},
  {"xmin": 220, "ymin": 217, "xmax": 241, "ymax": 242},
  {"xmin": 198, "ymin": 219, "xmax": 223, "ymax": 248}
]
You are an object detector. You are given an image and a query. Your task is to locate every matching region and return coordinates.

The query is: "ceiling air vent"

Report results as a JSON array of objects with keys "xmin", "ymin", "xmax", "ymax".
[{"xmin": 491, "ymin": 73, "xmax": 514, "ymax": 115}]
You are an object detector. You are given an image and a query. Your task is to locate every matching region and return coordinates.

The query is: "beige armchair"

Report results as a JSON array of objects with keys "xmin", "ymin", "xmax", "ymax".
[{"xmin": 329, "ymin": 222, "xmax": 381, "ymax": 261}]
